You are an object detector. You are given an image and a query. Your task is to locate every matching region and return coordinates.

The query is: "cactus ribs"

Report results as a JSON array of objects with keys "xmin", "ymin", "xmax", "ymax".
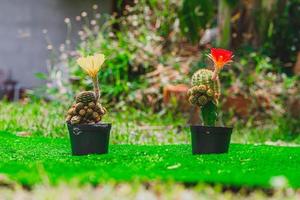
[
  {"xmin": 187, "ymin": 69, "xmax": 221, "ymax": 126},
  {"xmin": 187, "ymin": 69, "xmax": 220, "ymax": 107}
]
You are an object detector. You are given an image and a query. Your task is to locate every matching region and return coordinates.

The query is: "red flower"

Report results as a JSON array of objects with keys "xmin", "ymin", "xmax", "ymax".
[
  {"xmin": 208, "ymin": 48, "xmax": 233, "ymax": 80},
  {"xmin": 208, "ymin": 48, "xmax": 233, "ymax": 69}
]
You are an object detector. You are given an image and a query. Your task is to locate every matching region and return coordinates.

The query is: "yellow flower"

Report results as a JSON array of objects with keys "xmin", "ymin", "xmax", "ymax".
[{"xmin": 77, "ymin": 54, "xmax": 105, "ymax": 78}]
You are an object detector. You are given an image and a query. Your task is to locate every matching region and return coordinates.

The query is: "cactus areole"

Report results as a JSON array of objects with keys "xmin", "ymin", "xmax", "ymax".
[
  {"xmin": 66, "ymin": 53, "xmax": 111, "ymax": 155},
  {"xmin": 187, "ymin": 48, "xmax": 233, "ymax": 154}
]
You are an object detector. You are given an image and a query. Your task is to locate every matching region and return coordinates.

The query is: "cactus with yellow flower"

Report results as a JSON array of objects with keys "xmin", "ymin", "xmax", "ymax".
[
  {"xmin": 188, "ymin": 48, "xmax": 233, "ymax": 126},
  {"xmin": 66, "ymin": 54, "xmax": 107, "ymax": 124}
]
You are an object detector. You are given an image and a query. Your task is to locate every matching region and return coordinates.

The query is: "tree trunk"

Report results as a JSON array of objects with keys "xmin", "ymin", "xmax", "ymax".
[{"xmin": 217, "ymin": 0, "xmax": 232, "ymax": 48}]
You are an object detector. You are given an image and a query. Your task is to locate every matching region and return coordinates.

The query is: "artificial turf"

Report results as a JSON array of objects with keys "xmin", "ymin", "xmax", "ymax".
[{"xmin": 1, "ymin": 131, "xmax": 300, "ymax": 188}]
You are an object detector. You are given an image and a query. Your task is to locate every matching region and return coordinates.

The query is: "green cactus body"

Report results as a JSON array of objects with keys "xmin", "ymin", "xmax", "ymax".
[
  {"xmin": 189, "ymin": 69, "xmax": 220, "ymax": 106},
  {"xmin": 76, "ymin": 91, "xmax": 96, "ymax": 104},
  {"xmin": 188, "ymin": 69, "xmax": 220, "ymax": 126}
]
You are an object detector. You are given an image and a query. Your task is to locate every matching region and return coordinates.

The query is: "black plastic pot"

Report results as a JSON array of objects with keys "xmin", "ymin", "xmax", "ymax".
[
  {"xmin": 190, "ymin": 125, "xmax": 232, "ymax": 154},
  {"xmin": 67, "ymin": 123, "xmax": 111, "ymax": 156}
]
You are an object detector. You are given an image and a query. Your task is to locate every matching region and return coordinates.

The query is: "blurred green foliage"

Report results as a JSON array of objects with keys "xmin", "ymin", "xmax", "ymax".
[
  {"xmin": 65, "ymin": 0, "xmax": 183, "ymax": 104},
  {"xmin": 31, "ymin": 0, "xmax": 300, "ymax": 137},
  {"xmin": 180, "ymin": 0, "xmax": 300, "ymax": 67},
  {"xmin": 179, "ymin": 0, "xmax": 214, "ymax": 43},
  {"xmin": 39, "ymin": 0, "xmax": 300, "ymax": 103},
  {"xmin": 265, "ymin": 0, "xmax": 300, "ymax": 72}
]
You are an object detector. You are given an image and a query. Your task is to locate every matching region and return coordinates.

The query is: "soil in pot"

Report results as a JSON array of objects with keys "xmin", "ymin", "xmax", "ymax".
[
  {"xmin": 190, "ymin": 125, "xmax": 232, "ymax": 154},
  {"xmin": 67, "ymin": 123, "xmax": 111, "ymax": 156}
]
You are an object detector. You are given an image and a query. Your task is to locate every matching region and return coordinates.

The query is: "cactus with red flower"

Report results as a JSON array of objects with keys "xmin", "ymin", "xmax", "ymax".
[{"xmin": 188, "ymin": 48, "xmax": 233, "ymax": 126}]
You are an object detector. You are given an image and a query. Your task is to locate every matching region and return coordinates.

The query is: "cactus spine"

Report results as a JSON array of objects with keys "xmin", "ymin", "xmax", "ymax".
[{"xmin": 187, "ymin": 69, "xmax": 220, "ymax": 126}]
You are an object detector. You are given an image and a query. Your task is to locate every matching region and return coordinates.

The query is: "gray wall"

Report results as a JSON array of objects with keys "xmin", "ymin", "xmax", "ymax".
[{"xmin": 0, "ymin": 0, "xmax": 112, "ymax": 88}]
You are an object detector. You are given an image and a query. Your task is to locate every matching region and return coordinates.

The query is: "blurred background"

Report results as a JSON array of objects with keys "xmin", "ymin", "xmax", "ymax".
[{"xmin": 0, "ymin": 0, "xmax": 299, "ymax": 142}]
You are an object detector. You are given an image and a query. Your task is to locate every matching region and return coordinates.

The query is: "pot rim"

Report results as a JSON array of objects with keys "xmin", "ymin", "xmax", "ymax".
[
  {"xmin": 67, "ymin": 122, "xmax": 112, "ymax": 128},
  {"xmin": 190, "ymin": 125, "xmax": 233, "ymax": 129}
]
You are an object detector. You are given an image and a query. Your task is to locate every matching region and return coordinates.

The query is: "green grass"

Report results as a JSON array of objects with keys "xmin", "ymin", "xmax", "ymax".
[
  {"xmin": 1, "ymin": 132, "xmax": 300, "ymax": 188},
  {"xmin": 0, "ymin": 101, "xmax": 189, "ymax": 143},
  {"xmin": 0, "ymin": 101, "xmax": 299, "ymax": 144}
]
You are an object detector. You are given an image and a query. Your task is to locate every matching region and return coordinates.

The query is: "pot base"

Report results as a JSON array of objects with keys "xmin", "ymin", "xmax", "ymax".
[
  {"xmin": 190, "ymin": 125, "xmax": 232, "ymax": 154},
  {"xmin": 67, "ymin": 123, "xmax": 111, "ymax": 156}
]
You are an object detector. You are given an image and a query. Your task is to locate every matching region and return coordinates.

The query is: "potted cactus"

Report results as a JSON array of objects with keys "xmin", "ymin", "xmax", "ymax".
[
  {"xmin": 66, "ymin": 53, "xmax": 111, "ymax": 155},
  {"xmin": 187, "ymin": 48, "xmax": 233, "ymax": 154}
]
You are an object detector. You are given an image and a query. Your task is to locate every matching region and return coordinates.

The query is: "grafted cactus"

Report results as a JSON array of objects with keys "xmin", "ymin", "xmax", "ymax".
[
  {"xmin": 66, "ymin": 54, "xmax": 107, "ymax": 125},
  {"xmin": 188, "ymin": 48, "xmax": 233, "ymax": 126}
]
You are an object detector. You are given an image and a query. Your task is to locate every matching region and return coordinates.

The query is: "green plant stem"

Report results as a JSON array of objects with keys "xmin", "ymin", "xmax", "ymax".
[
  {"xmin": 201, "ymin": 101, "xmax": 218, "ymax": 126},
  {"xmin": 92, "ymin": 76, "xmax": 100, "ymax": 103}
]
